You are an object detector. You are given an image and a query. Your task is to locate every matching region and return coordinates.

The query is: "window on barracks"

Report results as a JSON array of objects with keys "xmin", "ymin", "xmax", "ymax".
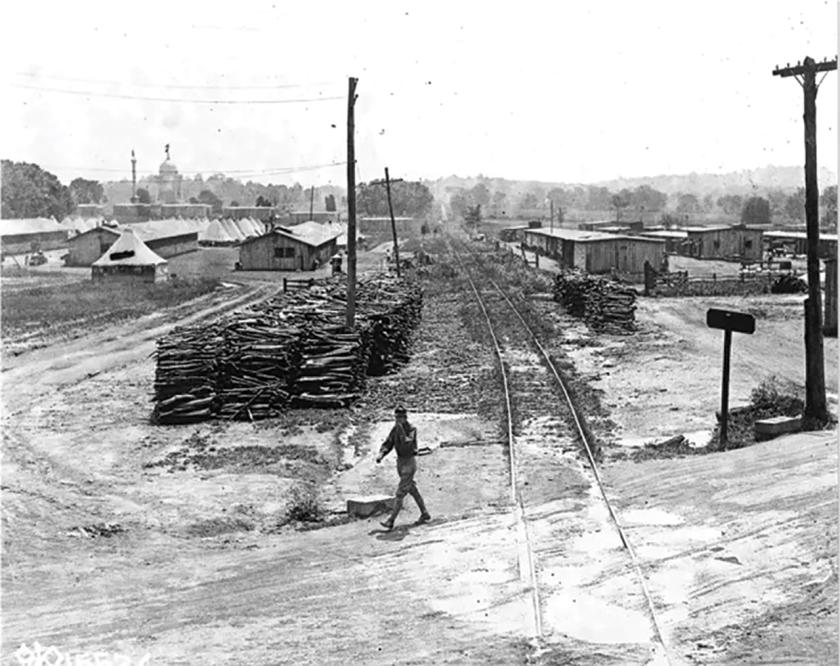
[
  {"xmin": 274, "ymin": 247, "xmax": 283, "ymax": 258},
  {"xmin": 745, "ymin": 239, "xmax": 753, "ymax": 249},
  {"xmin": 713, "ymin": 240, "xmax": 721, "ymax": 249},
  {"xmin": 284, "ymin": 247, "xmax": 295, "ymax": 258}
]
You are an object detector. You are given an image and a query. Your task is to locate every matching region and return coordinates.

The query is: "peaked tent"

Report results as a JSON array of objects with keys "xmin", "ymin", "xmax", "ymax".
[
  {"xmin": 91, "ymin": 228, "xmax": 168, "ymax": 282},
  {"xmin": 220, "ymin": 218, "xmax": 246, "ymax": 242},
  {"xmin": 231, "ymin": 218, "xmax": 255, "ymax": 239},
  {"xmin": 246, "ymin": 217, "xmax": 265, "ymax": 236},
  {"xmin": 198, "ymin": 219, "xmax": 235, "ymax": 245}
]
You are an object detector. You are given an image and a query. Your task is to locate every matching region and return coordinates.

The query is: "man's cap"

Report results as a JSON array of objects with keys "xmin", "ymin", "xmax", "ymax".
[{"xmin": 394, "ymin": 405, "xmax": 407, "ymax": 415}]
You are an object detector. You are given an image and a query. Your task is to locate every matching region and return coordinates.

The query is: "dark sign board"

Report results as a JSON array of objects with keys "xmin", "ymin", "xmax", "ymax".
[{"xmin": 706, "ymin": 308, "xmax": 756, "ymax": 334}]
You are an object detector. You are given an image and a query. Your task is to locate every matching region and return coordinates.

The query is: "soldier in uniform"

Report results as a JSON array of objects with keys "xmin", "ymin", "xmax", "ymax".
[{"xmin": 376, "ymin": 406, "xmax": 431, "ymax": 530}]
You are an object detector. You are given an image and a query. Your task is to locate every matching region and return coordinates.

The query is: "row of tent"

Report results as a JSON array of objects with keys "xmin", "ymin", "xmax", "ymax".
[
  {"xmin": 57, "ymin": 216, "xmax": 268, "ymax": 245},
  {"xmin": 1, "ymin": 216, "xmax": 359, "ymax": 249}
]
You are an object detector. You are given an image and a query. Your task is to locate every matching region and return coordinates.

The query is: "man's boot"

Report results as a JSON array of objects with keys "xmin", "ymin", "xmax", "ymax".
[
  {"xmin": 381, "ymin": 497, "xmax": 402, "ymax": 530},
  {"xmin": 413, "ymin": 491, "xmax": 431, "ymax": 523}
]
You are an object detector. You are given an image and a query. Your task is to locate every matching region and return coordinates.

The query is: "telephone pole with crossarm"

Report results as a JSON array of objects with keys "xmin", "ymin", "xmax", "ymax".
[{"xmin": 772, "ymin": 55, "xmax": 837, "ymax": 422}]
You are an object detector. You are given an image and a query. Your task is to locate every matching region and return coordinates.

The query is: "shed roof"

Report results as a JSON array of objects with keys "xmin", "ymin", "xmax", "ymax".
[
  {"xmin": 640, "ymin": 230, "xmax": 688, "ymax": 239},
  {"xmin": 764, "ymin": 230, "xmax": 838, "ymax": 241},
  {"xmin": 682, "ymin": 225, "xmax": 737, "ymax": 233},
  {"xmin": 286, "ymin": 220, "xmax": 342, "ymax": 245},
  {"xmin": 526, "ymin": 227, "xmax": 666, "ymax": 244},
  {"xmin": 244, "ymin": 221, "xmax": 341, "ymax": 248},
  {"xmin": 92, "ymin": 228, "xmax": 167, "ymax": 266},
  {"xmin": 0, "ymin": 217, "xmax": 66, "ymax": 236}
]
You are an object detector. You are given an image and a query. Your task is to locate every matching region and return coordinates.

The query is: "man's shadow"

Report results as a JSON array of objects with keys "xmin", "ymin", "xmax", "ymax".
[
  {"xmin": 370, "ymin": 525, "xmax": 411, "ymax": 542},
  {"xmin": 369, "ymin": 518, "xmax": 443, "ymax": 542}
]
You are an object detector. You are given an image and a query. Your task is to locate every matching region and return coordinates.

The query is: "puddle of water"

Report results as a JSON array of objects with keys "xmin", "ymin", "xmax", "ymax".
[
  {"xmin": 429, "ymin": 593, "xmax": 534, "ymax": 635},
  {"xmin": 339, "ymin": 423, "xmax": 359, "ymax": 467},
  {"xmin": 621, "ymin": 508, "xmax": 685, "ymax": 527},
  {"xmin": 684, "ymin": 430, "xmax": 712, "ymax": 447},
  {"xmin": 543, "ymin": 592, "xmax": 653, "ymax": 644},
  {"xmin": 617, "ymin": 436, "xmax": 651, "ymax": 448}
]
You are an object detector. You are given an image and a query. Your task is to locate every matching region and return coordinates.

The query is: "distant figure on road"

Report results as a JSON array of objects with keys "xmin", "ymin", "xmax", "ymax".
[{"xmin": 376, "ymin": 405, "xmax": 430, "ymax": 530}]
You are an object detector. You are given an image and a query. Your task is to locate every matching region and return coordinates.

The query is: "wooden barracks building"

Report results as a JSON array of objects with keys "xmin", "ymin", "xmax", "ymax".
[{"xmin": 239, "ymin": 221, "xmax": 340, "ymax": 271}]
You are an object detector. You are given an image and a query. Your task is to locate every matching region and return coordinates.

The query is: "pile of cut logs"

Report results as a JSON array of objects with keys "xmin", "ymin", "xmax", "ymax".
[
  {"xmin": 153, "ymin": 325, "xmax": 224, "ymax": 424},
  {"xmin": 152, "ymin": 274, "xmax": 422, "ymax": 423},
  {"xmin": 553, "ymin": 272, "xmax": 637, "ymax": 333}
]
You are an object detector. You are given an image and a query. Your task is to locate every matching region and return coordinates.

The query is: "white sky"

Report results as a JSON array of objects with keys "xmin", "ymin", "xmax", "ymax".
[{"xmin": 1, "ymin": 0, "xmax": 837, "ymax": 187}]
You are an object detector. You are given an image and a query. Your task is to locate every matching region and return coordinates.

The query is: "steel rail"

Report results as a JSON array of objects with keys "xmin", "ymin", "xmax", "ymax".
[
  {"xmin": 452, "ymin": 246, "xmax": 544, "ymax": 640},
  {"xmin": 450, "ymin": 238, "xmax": 671, "ymax": 664},
  {"xmin": 487, "ymin": 278, "xmax": 672, "ymax": 663}
]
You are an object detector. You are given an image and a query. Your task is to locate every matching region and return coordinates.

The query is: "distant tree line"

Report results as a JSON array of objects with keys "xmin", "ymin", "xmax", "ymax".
[
  {"xmin": 356, "ymin": 180, "xmax": 435, "ymax": 217},
  {"xmin": 447, "ymin": 179, "xmax": 838, "ymax": 228}
]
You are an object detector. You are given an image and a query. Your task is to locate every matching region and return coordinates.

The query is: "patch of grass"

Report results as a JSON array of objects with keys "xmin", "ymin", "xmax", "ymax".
[
  {"xmin": 709, "ymin": 375, "xmax": 805, "ymax": 450},
  {"xmin": 1, "ymin": 276, "xmax": 220, "ymax": 338},
  {"xmin": 285, "ymin": 483, "xmax": 324, "ymax": 523}
]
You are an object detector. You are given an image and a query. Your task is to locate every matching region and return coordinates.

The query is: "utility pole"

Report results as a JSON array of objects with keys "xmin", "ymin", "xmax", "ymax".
[
  {"xmin": 346, "ymin": 77, "xmax": 358, "ymax": 329},
  {"xmin": 773, "ymin": 55, "xmax": 837, "ymax": 422},
  {"xmin": 309, "ymin": 185, "xmax": 315, "ymax": 221},
  {"xmin": 130, "ymin": 149, "xmax": 137, "ymax": 203},
  {"xmin": 370, "ymin": 168, "xmax": 405, "ymax": 278},
  {"xmin": 550, "ymin": 199, "xmax": 554, "ymax": 231}
]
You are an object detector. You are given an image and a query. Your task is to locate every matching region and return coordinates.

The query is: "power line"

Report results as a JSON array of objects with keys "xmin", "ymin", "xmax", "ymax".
[
  {"xmin": 10, "ymin": 83, "xmax": 343, "ymax": 104},
  {"xmin": 13, "ymin": 71, "xmax": 338, "ymax": 90},
  {"xmin": 31, "ymin": 161, "xmax": 347, "ymax": 181}
]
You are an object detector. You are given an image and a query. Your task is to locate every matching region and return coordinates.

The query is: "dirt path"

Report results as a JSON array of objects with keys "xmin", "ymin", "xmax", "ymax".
[
  {"xmin": 558, "ymin": 293, "xmax": 839, "ymax": 446},
  {"xmin": 2, "ymin": 281, "xmax": 278, "ymax": 416},
  {"xmin": 603, "ymin": 430, "xmax": 837, "ymax": 664}
]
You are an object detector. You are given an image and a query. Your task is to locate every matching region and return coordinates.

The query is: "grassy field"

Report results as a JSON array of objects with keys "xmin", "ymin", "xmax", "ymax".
[{"xmin": 1, "ymin": 277, "xmax": 221, "ymax": 339}]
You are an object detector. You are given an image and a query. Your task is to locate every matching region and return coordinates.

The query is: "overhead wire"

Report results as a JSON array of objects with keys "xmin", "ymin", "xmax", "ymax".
[
  {"xmin": 9, "ymin": 83, "xmax": 343, "ymax": 104},
  {"xmin": 12, "ymin": 71, "xmax": 337, "ymax": 90},
  {"xmin": 33, "ymin": 161, "xmax": 348, "ymax": 180}
]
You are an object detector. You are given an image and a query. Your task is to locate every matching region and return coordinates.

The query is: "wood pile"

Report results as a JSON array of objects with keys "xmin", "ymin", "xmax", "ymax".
[
  {"xmin": 152, "ymin": 274, "xmax": 422, "ymax": 423},
  {"xmin": 216, "ymin": 316, "xmax": 304, "ymax": 420},
  {"xmin": 358, "ymin": 275, "xmax": 423, "ymax": 375},
  {"xmin": 553, "ymin": 271, "xmax": 637, "ymax": 334},
  {"xmin": 153, "ymin": 325, "xmax": 223, "ymax": 424}
]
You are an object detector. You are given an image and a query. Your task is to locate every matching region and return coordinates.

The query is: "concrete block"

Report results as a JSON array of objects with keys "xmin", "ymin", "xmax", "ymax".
[
  {"xmin": 754, "ymin": 415, "xmax": 802, "ymax": 441},
  {"xmin": 346, "ymin": 495, "xmax": 396, "ymax": 519}
]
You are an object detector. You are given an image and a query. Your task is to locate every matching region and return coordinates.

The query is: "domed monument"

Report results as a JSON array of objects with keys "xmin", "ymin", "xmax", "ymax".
[{"xmin": 157, "ymin": 144, "xmax": 182, "ymax": 204}]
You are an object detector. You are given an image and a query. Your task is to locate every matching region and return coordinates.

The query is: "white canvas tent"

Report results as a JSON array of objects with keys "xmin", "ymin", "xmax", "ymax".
[
  {"xmin": 221, "ymin": 218, "xmax": 246, "ymax": 242},
  {"xmin": 198, "ymin": 219, "xmax": 235, "ymax": 245},
  {"xmin": 91, "ymin": 227, "xmax": 168, "ymax": 282}
]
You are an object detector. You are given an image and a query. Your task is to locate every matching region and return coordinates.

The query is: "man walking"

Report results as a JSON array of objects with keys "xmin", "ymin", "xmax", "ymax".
[{"xmin": 376, "ymin": 406, "xmax": 431, "ymax": 530}]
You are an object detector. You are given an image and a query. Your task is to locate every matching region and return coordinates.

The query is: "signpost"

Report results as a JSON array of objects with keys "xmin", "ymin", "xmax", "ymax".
[{"xmin": 706, "ymin": 308, "xmax": 756, "ymax": 449}]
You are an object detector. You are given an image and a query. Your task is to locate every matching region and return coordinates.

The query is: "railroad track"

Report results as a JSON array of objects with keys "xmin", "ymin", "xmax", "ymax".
[{"xmin": 449, "ymin": 239, "xmax": 672, "ymax": 664}]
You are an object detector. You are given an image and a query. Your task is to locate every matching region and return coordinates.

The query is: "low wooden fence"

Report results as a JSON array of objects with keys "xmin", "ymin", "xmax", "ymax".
[{"xmin": 644, "ymin": 262, "xmax": 773, "ymax": 297}]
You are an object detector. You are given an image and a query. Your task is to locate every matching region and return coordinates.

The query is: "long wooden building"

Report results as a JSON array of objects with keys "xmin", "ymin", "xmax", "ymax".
[
  {"xmin": 239, "ymin": 221, "xmax": 340, "ymax": 271},
  {"xmin": 65, "ymin": 219, "xmax": 198, "ymax": 266},
  {"xmin": 0, "ymin": 218, "xmax": 69, "ymax": 255},
  {"xmin": 763, "ymin": 230, "xmax": 838, "ymax": 259},
  {"xmin": 681, "ymin": 225, "xmax": 763, "ymax": 261},
  {"xmin": 523, "ymin": 227, "xmax": 665, "ymax": 277}
]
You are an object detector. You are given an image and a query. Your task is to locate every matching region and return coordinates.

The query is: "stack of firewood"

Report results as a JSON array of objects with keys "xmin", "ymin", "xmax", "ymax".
[
  {"xmin": 153, "ymin": 325, "xmax": 223, "ymax": 424},
  {"xmin": 152, "ymin": 273, "xmax": 423, "ymax": 422},
  {"xmin": 215, "ymin": 315, "xmax": 304, "ymax": 420},
  {"xmin": 359, "ymin": 275, "xmax": 423, "ymax": 375},
  {"xmin": 553, "ymin": 272, "xmax": 637, "ymax": 333},
  {"xmin": 293, "ymin": 323, "xmax": 372, "ymax": 407}
]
